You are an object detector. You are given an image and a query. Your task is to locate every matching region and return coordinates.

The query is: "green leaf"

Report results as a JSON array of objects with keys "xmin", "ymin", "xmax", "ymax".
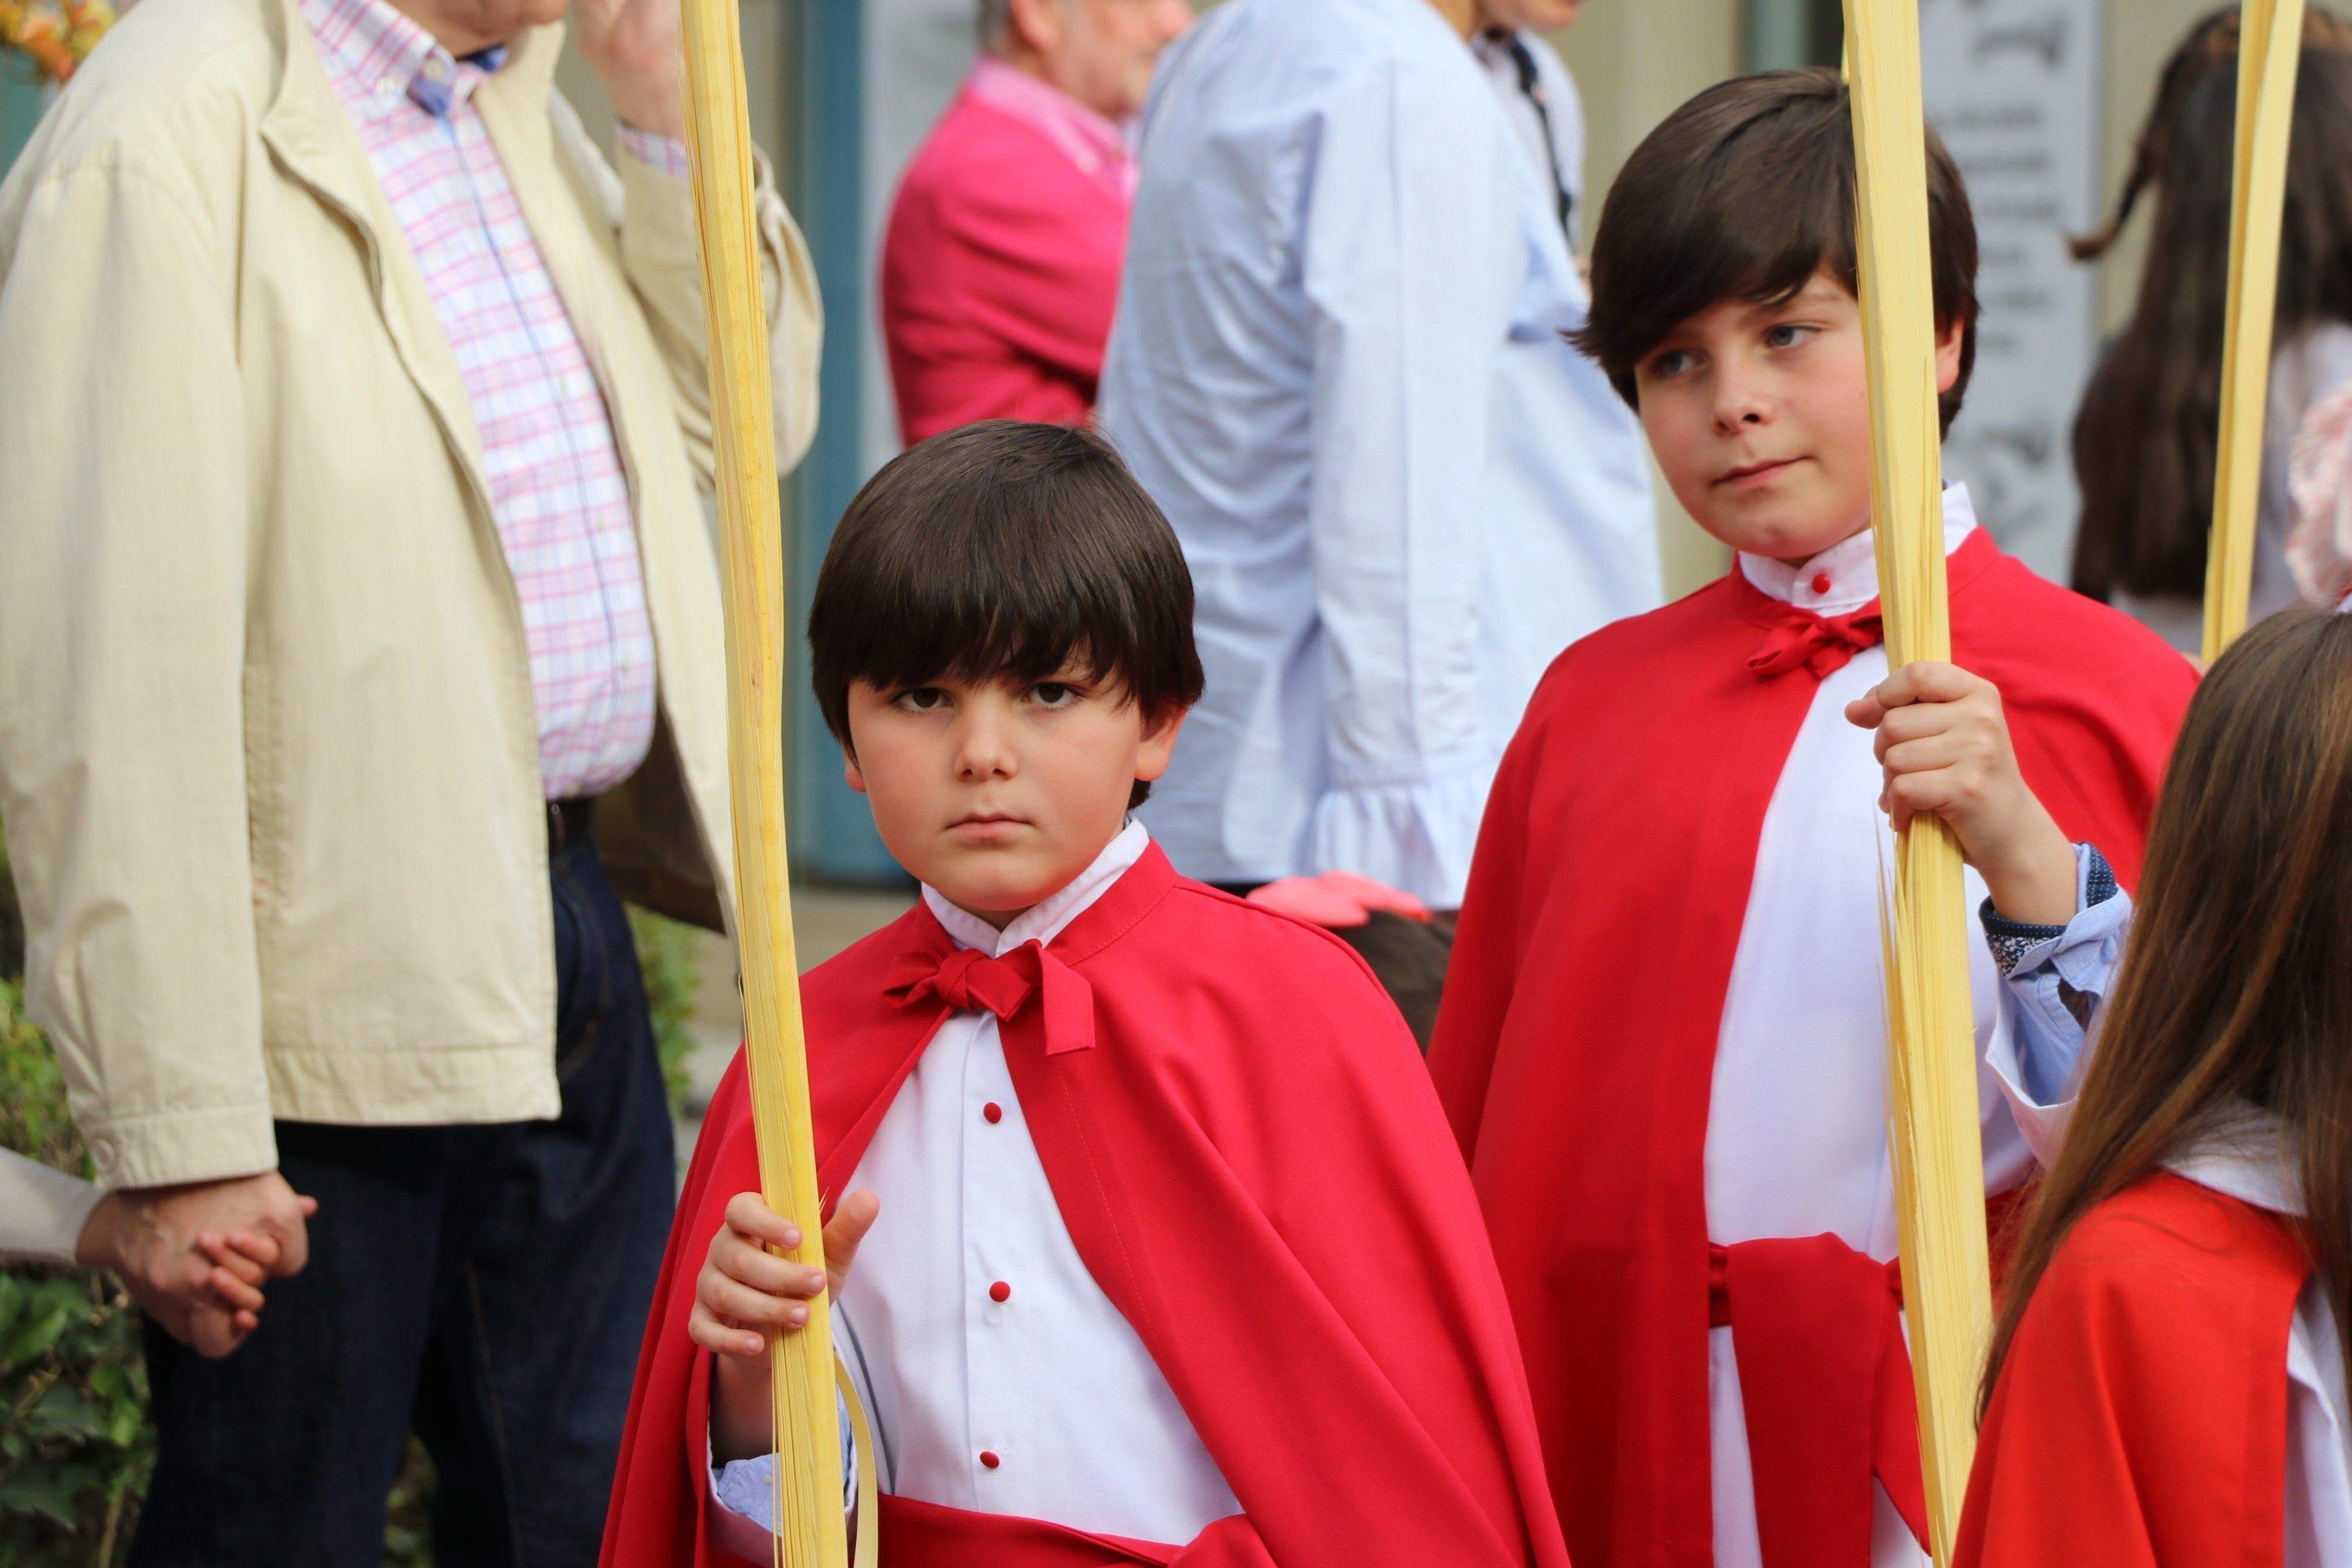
[
  {"xmin": 1, "ymin": 1300, "xmax": 73, "ymax": 1367},
  {"xmin": 27, "ymin": 1384, "xmax": 105, "ymax": 1443},
  {"xmin": 0, "ymin": 1465, "xmax": 93, "ymax": 1528}
]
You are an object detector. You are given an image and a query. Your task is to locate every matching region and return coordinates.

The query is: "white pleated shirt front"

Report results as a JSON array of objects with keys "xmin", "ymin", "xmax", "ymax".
[{"xmin": 713, "ymin": 824, "xmax": 1239, "ymax": 1546}]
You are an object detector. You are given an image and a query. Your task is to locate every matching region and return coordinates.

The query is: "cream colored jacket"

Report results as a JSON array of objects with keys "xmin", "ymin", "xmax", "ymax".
[{"xmin": 0, "ymin": 0, "xmax": 820, "ymax": 1189}]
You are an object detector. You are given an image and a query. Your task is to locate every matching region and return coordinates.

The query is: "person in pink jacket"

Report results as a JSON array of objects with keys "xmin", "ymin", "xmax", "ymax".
[{"xmin": 880, "ymin": 0, "xmax": 1190, "ymax": 445}]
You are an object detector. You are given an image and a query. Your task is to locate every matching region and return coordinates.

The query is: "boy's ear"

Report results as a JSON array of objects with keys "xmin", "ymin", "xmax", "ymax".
[
  {"xmin": 1134, "ymin": 704, "xmax": 1189, "ymax": 785},
  {"xmin": 1933, "ymin": 312, "xmax": 1969, "ymax": 395},
  {"xmin": 841, "ymin": 746, "xmax": 868, "ymax": 796}
]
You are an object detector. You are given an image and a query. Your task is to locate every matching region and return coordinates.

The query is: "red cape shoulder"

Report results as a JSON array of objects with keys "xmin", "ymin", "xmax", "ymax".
[
  {"xmin": 1955, "ymin": 1173, "xmax": 2308, "ymax": 1568},
  {"xmin": 2018, "ymin": 1172, "xmax": 2308, "ymax": 1364}
]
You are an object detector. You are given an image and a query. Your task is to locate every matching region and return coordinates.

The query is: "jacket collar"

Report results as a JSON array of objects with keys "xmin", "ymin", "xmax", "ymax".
[
  {"xmin": 257, "ymin": 0, "xmax": 562, "ymax": 170},
  {"xmin": 252, "ymin": 0, "xmax": 571, "ymax": 535}
]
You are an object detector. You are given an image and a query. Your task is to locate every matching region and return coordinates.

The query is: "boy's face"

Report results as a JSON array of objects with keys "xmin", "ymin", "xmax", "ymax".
[
  {"xmin": 1632, "ymin": 269, "xmax": 1965, "ymax": 567},
  {"xmin": 841, "ymin": 666, "xmax": 1184, "ymax": 928}
]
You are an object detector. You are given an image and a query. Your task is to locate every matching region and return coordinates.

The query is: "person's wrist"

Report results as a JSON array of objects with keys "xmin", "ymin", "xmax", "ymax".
[
  {"xmin": 73, "ymin": 1192, "xmax": 119, "ymax": 1271},
  {"xmin": 1975, "ymin": 811, "xmax": 2077, "ymax": 927},
  {"xmin": 597, "ymin": 63, "xmax": 685, "ymax": 142},
  {"xmin": 710, "ymin": 1345, "xmax": 776, "ymax": 1462}
]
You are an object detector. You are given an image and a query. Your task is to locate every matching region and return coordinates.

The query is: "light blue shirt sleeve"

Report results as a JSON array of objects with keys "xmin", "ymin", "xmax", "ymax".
[
  {"xmin": 1294, "ymin": 60, "xmax": 1527, "ymax": 888},
  {"xmin": 708, "ymin": 1387, "xmax": 858, "ymax": 1540},
  {"xmin": 1984, "ymin": 843, "xmax": 2132, "ymax": 1106}
]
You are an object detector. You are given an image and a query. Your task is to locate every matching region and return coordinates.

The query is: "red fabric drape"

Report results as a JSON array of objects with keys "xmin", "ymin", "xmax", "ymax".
[
  {"xmin": 603, "ymin": 847, "xmax": 1569, "ymax": 1568},
  {"xmin": 1429, "ymin": 532, "xmax": 2196, "ymax": 1568}
]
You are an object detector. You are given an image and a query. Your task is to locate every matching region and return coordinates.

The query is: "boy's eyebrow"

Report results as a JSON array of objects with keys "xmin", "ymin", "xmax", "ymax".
[{"xmin": 1764, "ymin": 279, "xmax": 1848, "ymax": 315}]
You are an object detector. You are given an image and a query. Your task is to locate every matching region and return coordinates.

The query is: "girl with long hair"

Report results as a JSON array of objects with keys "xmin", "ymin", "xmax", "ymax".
[
  {"xmin": 2071, "ymin": 7, "xmax": 2352, "ymax": 650},
  {"xmin": 1956, "ymin": 605, "xmax": 2352, "ymax": 1566}
]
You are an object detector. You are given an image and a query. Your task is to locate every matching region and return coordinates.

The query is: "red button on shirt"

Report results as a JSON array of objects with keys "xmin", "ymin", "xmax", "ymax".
[
  {"xmin": 1809, "ymin": 573, "xmax": 1834, "ymax": 595},
  {"xmin": 980, "ymin": 1451, "xmax": 1002, "ymax": 1469},
  {"xmin": 983, "ymin": 1102, "xmax": 1003, "ymax": 1124},
  {"xmin": 989, "ymin": 1280, "xmax": 1012, "ymax": 1302}
]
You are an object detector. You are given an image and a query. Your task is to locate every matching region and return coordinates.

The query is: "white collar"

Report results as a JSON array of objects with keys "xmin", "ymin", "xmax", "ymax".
[
  {"xmin": 1738, "ymin": 484, "xmax": 1981, "ymax": 618},
  {"xmin": 2167, "ymin": 1102, "xmax": 2306, "ymax": 1217},
  {"xmin": 922, "ymin": 821, "xmax": 1151, "ymax": 958}
]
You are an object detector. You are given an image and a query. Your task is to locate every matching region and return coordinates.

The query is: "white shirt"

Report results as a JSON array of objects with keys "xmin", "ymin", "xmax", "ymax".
[
  {"xmin": 1470, "ymin": 27, "xmax": 1585, "ymax": 248},
  {"xmin": 2168, "ymin": 1115, "xmax": 2352, "ymax": 1568},
  {"xmin": 714, "ymin": 823, "xmax": 1240, "ymax": 1544},
  {"xmin": 1703, "ymin": 487, "xmax": 2069, "ymax": 1568},
  {"xmin": 1100, "ymin": 0, "xmax": 1661, "ymax": 909}
]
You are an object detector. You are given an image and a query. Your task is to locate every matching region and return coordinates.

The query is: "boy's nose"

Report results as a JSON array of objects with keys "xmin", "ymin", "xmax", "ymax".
[
  {"xmin": 1713, "ymin": 388, "xmax": 1769, "ymax": 434},
  {"xmin": 953, "ymin": 717, "xmax": 1018, "ymax": 779}
]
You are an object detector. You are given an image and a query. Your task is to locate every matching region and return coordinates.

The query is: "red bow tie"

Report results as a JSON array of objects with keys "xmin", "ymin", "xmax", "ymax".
[
  {"xmin": 1747, "ymin": 603, "xmax": 1884, "ymax": 680},
  {"xmin": 883, "ymin": 939, "xmax": 1097, "ymax": 1055}
]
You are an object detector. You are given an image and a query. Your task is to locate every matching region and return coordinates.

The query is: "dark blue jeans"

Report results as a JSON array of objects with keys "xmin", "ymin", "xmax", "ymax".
[{"xmin": 130, "ymin": 837, "xmax": 677, "ymax": 1568}]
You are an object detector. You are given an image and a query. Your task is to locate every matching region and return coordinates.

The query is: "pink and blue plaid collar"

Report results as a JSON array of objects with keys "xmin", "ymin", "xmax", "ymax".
[{"xmin": 298, "ymin": 0, "xmax": 505, "ymax": 116}]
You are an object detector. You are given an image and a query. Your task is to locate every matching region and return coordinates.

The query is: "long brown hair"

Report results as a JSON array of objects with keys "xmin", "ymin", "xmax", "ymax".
[
  {"xmin": 2071, "ymin": 6, "xmax": 2352, "ymax": 604},
  {"xmin": 1983, "ymin": 607, "xmax": 2352, "ymax": 1417}
]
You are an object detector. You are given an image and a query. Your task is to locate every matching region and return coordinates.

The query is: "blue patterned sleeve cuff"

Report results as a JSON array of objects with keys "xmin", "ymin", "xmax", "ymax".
[{"xmin": 1981, "ymin": 842, "xmax": 2120, "ymax": 975}]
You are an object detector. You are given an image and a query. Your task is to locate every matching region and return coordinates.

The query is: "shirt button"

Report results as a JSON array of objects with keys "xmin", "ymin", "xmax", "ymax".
[
  {"xmin": 979, "ymin": 1451, "xmax": 1002, "ymax": 1469},
  {"xmin": 989, "ymin": 1280, "xmax": 1011, "ymax": 1303},
  {"xmin": 1809, "ymin": 572, "xmax": 1834, "ymax": 595},
  {"xmin": 982, "ymin": 1102, "xmax": 1003, "ymax": 1124}
]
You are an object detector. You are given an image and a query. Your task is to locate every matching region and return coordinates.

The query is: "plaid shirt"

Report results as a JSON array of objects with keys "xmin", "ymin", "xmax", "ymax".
[{"xmin": 300, "ymin": 0, "xmax": 679, "ymax": 799}]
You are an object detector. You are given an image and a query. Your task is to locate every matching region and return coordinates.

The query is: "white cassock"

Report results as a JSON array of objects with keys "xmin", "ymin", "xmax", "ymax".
[{"xmin": 1703, "ymin": 486, "xmax": 2097, "ymax": 1567}]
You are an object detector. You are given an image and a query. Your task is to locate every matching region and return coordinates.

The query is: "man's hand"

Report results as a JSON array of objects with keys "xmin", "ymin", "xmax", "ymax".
[
  {"xmin": 77, "ymin": 1182, "xmax": 315, "ymax": 1357},
  {"xmin": 692, "ymin": 1188, "xmax": 879, "ymax": 1462},
  {"xmin": 1845, "ymin": 661, "xmax": 2079, "ymax": 925},
  {"xmin": 103, "ymin": 1171, "xmax": 316, "ymax": 1351},
  {"xmin": 571, "ymin": 0, "xmax": 685, "ymax": 142}
]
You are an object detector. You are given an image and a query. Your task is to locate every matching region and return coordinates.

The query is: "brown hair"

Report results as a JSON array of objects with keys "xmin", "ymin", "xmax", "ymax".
[
  {"xmin": 1572, "ymin": 67, "xmax": 1979, "ymax": 435},
  {"xmin": 808, "ymin": 420, "xmax": 1206, "ymax": 809},
  {"xmin": 1982, "ymin": 606, "xmax": 2352, "ymax": 1420},
  {"xmin": 2070, "ymin": 6, "xmax": 2352, "ymax": 604}
]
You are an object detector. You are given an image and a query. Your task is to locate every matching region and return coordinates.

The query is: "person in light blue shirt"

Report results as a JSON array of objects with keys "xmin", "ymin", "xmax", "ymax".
[
  {"xmin": 1984, "ymin": 841, "xmax": 2132, "ymax": 1103},
  {"xmin": 1097, "ymin": 0, "xmax": 1662, "ymax": 1003}
]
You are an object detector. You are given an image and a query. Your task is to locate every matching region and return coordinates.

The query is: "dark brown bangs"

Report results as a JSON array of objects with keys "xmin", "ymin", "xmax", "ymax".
[
  {"xmin": 1573, "ymin": 67, "xmax": 1977, "ymax": 433},
  {"xmin": 808, "ymin": 420, "xmax": 1204, "ymax": 753}
]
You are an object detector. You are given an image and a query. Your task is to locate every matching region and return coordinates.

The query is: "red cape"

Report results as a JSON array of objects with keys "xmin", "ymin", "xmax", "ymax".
[
  {"xmin": 600, "ymin": 843, "xmax": 1569, "ymax": 1568},
  {"xmin": 1426, "ymin": 533, "xmax": 2196, "ymax": 1568},
  {"xmin": 1956, "ymin": 1172, "xmax": 2309, "ymax": 1568}
]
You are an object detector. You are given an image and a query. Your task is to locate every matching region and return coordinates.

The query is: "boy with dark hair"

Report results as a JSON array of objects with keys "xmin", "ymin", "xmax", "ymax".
[
  {"xmin": 600, "ymin": 420, "xmax": 1567, "ymax": 1568},
  {"xmin": 1427, "ymin": 70, "xmax": 2198, "ymax": 1568}
]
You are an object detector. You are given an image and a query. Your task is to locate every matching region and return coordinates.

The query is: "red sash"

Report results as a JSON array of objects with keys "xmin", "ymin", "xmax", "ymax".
[{"xmin": 875, "ymin": 1495, "xmax": 1177, "ymax": 1568}]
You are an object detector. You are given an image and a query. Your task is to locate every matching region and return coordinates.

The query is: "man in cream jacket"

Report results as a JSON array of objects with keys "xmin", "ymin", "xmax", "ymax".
[{"xmin": 0, "ymin": 0, "xmax": 818, "ymax": 1549}]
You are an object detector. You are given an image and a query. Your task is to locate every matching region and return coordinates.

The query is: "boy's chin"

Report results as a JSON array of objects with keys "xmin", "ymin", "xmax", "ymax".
[
  {"xmin": 929, "ymin": 854, "xmax": 1085, "ymax": 925},
  {"xmin": 1695, "ymin": 508, "xmax": 1867, "ymax": 567}
]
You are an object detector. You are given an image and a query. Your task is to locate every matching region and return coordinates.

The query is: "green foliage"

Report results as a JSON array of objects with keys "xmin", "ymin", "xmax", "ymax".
[
  {"xmin": 0, "ymin": 974, "xmax": 151, "ymax": 1568},
  {"xmin": 0, "ymin": 821, "xmax": 703, "ymax": 1566},
  {"xmin": 631, "ymin": 906, "xmax": 706, "ymax": 1109}
]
